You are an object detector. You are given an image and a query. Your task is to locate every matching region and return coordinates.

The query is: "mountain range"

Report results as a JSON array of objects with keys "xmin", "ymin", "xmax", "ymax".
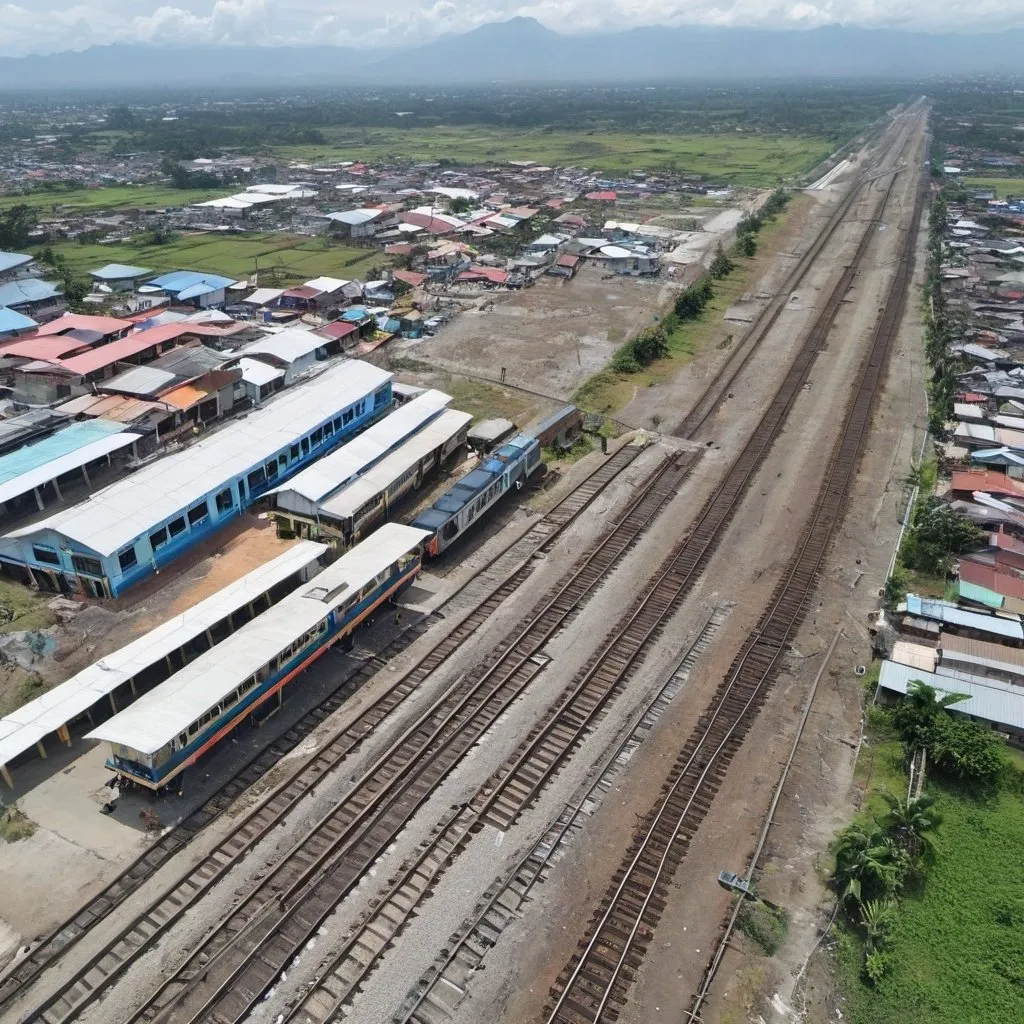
[{"xmin": 1, "ymin": 18, "xmax": 1022, "ymax": 90}]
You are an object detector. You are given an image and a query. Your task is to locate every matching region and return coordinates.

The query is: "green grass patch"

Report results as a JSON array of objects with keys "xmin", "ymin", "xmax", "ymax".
[
  {"xmin": 959, "ymin": 176, "xmax": 1024, "ymax": 199},
  {"xmin": 0, "ymin": 581, "xmax": 55, "ymax": 634},
  {"xmin": 0, "ymin": 184, "xmax": 232, "ymax": 213},
  {"xmin": 35, "ymin": 233, "xmax": 381, "ymax": 287},
  {"xmin": 542, "ymin": 435, "xmax": 594, "ymax": 466},
  {"xmin": 275, "ymin": 127, "xmax": 833, "ymax": 186},
  {"xmin": 0, "ymin": 805, "xmax": 37, "ymax": 843},
  {"xmin": 430, "ymin": 376, "xmax": 540, "ymax": 427},
  {"xmin": 836, "ymin": 783, "xmax": 1024, "ymax": 1024}
]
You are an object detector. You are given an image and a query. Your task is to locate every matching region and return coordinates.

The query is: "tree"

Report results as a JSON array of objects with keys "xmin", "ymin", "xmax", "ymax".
[
  {"xmin": 833, "ymin": 822, "xmax": 905, "ymax": 905},
  {"xmin": 859, "ymin": 898, "xmax": 898, "ymax": 952},
  {"xmin": 709, "ymin": 244, "xmax": 734, "ymax": 279},
  {"xmin": 449, "ymin": 196, "xmax": 472, "ymax": 214},
  {"xmin": 891, "ymin": 680, "xmax": 969, "ymax": 749},
  {"xmin": 899, "ymin": 497, "xmax": 985, "ymax": 575},
  {"xmin": 0, "ymin": 205, "xmax": 37, "ymax": 250},
  {"xmin": 881, "ymin": 792, "xmax": 942, "ymax": 866},
  {"xmin": 737, "ymin": 233, "xmax": 757, "ymax": 258}
]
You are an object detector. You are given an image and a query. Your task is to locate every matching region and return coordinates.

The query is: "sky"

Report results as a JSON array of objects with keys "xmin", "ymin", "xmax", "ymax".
[{"xmin": 1, "ymin": 0, "xmax": 1021, "ymax": 58}]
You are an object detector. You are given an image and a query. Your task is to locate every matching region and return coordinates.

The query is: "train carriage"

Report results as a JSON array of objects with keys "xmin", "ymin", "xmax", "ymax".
[
  {"xmin": 412, "ymin": 433, "xmax": 541, "ymax": 556},
  {"xmin": 87, "ymin": 523, "xmax": 431, "ymax": 790}
]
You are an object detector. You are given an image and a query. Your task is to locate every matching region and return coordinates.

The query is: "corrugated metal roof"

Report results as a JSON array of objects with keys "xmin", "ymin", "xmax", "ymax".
[
  {"xmin": 161, "ymin": 384, "xmax": 207, "ymax": 411},
  {"xmin": 85, "ymin": 525, "xmax": 426, "ymax": 755},
  {"xmin": 6, "ymin": 360, "xmax": 391, "ymax": 557},
  {"xmin": 101, "ymin": 365, "xmax": 178, "ymax": 396},
  {"xmin": 0, "ymin": 419, "xmax": 126, "ymax": 486},
  {"xmin": 0, "ymin": 336, "xmax": 89, "ymax": 361},
  {"xmin": 35, "ymin": 313, "xmax": 132, "ymax": 336},
  {"xmin": 89, "ymin": 264, "xmax": 151, "ymax": 280},
  {"xmin": 939, "ymin": 631, "xmax": 1024, "ymax": 676},
  {"xmin": 0, "ymin": 251, "xmax": 32, "ymax": 274},
  {"xmin": 237, "ymin": 357, "xmax": 285, "ymax": 387},
  {"xmin": 0, "ymin": 279, "xmax": 61, "ymax": 307},
  {"xmin": 321, "ymin": 409, "xmax": 472, "ymax": 520},
  {"xmin": 878, "ymin": 660, "xmax": 1024, "ymax": 731},
  {"xmin": 0, "ymin": 429, "xmax": 139, "ymax": 507},
  {"xmin": 890, "ymin": 641, "xmax": 937, "ymax": 673},
  {"xmin": 269, "ymin": 389, "xmax": 452, "ymax": 508},
  {"xmin": 904, "ymin": 593, "xmax": 1024, "ymax": 639},
  {"xmin": 54, "ymin": 332, "xmax": 185, "ymax": 376},
  {"xmin": 0, "ymin": 306, "xmax": 37, "ymax": 334},
  {"xmin": 0, "ymin": 542, "xmax": 325, "ymax": 768},
  {"xmin": 241, "ymin": 328, "xmax": 324, "ymax": 364}
]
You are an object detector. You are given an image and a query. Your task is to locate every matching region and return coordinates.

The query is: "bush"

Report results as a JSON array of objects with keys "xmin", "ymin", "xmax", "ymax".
[
  {"xmin": 899, "ymin": 497, "xmax": 984, "ymax": 576},
  {"xmin": 737, "ymin": 233, "xmax": 757, "ymax": 258},
  {"xmin": 737, "ymin": 901, "xmax": 789, "ymax": 955},
  {"xmin": 611, "ymin": 325, "xmax": 669, "ymax": 374}
]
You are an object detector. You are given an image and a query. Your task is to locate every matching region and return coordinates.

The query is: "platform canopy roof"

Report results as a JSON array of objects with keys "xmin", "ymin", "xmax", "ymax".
[{"xmin": 0, "ymin": 541, "xmax": 325, "ymax": 772}]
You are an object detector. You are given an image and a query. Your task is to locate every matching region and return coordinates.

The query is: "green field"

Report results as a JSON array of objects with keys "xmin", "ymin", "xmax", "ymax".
[
  {"xmin": 276, "ymin": 127, "xmax": 832, "ymax": 186},
  {"xmin": 0, "ymin": 184, "xmax": 232, "ymax": 213},
  {"xmin": 960, "ymin": 176, "xmax": 1024, "ymax": 199},
  {"xmin": 40, "ymin": 233, "xmax": 383, "ymax": 286},
  {"xmin": 836, "ymin": 724, "xmax": 1024, "ymax": 1024}
]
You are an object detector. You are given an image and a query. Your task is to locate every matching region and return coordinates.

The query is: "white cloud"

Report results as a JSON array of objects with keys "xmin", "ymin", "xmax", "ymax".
[{"xmin": 0, "ymin": 0, "xmax": 1020, "ymax": 57}]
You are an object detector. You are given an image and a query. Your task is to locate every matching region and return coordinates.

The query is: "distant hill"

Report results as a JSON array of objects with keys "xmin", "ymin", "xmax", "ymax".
[{"xmin": 2, "ymin": 19, "xmax": 1023, "ymax": 89}]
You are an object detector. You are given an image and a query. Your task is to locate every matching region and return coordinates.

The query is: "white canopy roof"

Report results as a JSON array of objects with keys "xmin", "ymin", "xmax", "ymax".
[
  {"xmin": 269, "ymin": 389, "xmax": 452, "ymax": 509},
  {"xmin": 86, "ymin": 524, "xmax": 428, "ymax": 755},
  {"xmin": 0, "ymin": 541, "xmax": 325, "ymax": 768}
]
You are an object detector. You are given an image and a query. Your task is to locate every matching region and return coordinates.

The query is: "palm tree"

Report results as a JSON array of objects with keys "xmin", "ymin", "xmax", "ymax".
[
  {"xmin": 833, "ymin": 822, "xmax": 903, "ymax": 905},
  {"xmin": 881, "ymin": 792, "xmax": 942, "ymax": 865},
  {"xmin": 893, "ymin": 680, "xmax": 969, "ymax": 748},
  {"xmin": 859, "ymin": 899, "xmax": 898, "ymax": 952}
]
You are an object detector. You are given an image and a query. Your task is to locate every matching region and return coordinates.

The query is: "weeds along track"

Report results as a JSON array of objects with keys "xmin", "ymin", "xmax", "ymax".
[
  {"xmin": 29, "ymin": 449, "xmax": 696, "ymax": 1024},
  {"xmin": 6, "ymin": 443, "xmax": 644, "ymax": 1023},
  {"xmin": 674, "ymin": 105, "xmax": 919, "ymax": 440},
  {"xmin": 543, "ymin": 154, "xmax": 927, "ymax": 1024}
]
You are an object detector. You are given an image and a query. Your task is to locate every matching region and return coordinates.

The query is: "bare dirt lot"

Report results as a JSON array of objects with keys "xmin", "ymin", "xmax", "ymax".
[{"xmin": 398, "ymin": 264, "xmax": 678, "ymax": 397}]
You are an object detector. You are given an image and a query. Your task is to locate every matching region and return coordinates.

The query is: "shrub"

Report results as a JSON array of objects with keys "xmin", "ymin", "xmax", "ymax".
[{"xmin": 737, "ymin": 901, "xmax": 789, "ymax": 955}]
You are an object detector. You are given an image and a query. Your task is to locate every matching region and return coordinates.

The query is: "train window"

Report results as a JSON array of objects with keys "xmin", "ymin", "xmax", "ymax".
[
  {"xmin": 188, "ymin": 722, "xmax": 199, "ymax": 737},
  {"xmin": 318, "ymin": 619, "xmax": 328, "ymax": 635},
  {"xmin": 398, "ymin": 551, "xmax": 416, "ymax": 569},
  {"xmin": 311, "ymin": 427, "xmax": 323, "ymax": 446},
  {"xmin": 118, "ymin": 546, "xmax": 138, "ymax": 571},
  {"xmin": 333, "ymin": 417, "xmax": 343, "ymax": 431},
  {"xmin": 356, "ymin": 400, "xmax": 366, "ymax": 416},
  {"xmin": 178, "ymin": 733, "xmax": 188, "ymax": 747},
  {"xmin": 290, "ymin": 444, "xmax": 300, "ymax": 461},
  {"xmin": 278, "ymin": 454, "xmax": 287, "ymax": 466},
  {"xmin": 169, "ymin": 516, "xmax": 187, "ymax": 538},
  {"xmin": 375, "ymin": 569, "xmax": 390, "ymax": 586},
  {"xmin": 215, "ymin": 488, "xmax": 233, "ymax": 514},
  {"xmin": 342, "ymin": 408, "xmax": 354, "ymax": 425},
  {"xmin": 257, "ymin": 664, "xmax": 270, "ymax": 683},
  {"xmin": 265, "ymin": 460, "xmax": 279, "ymax": 481},
  {"xmin": 301, "ymin": 437, "xmax": 310, "ymax": 456},
  {"xmin": 374, "ymin": 387, "xmax": 389, "ymax": 408},
  {"xmin": 149, "ymin": 527, "xmax": 168, "ymax": 550},
  {"xmin": 247, "ymin": 467, "xmax": 266, "ymax": 490},
  {"xmin": 188, "ymin": 501, "xmax": 209, "ymax": 527},
  {"xmin": 323, "ymin": 421, "xmax": 334, "ymax": 437},
  {"xmin": 32, "ymin": 545, "xmax": 60, "ymax": 565}
]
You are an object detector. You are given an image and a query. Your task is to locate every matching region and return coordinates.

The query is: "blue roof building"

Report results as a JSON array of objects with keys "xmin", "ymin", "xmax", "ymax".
[
  {"xmin": 0, "ymin": 306, "xmax": 38, "ymax": 338},
  {"xmin": 0, "ymin": 360, "xmax": 393, "ymax": 597},
  {"xmin": 0, "ymin": 279, "xmax": 63, "ymax": 319},
  {"xmin": 143, "ymin": 271, "xmax": 236, "ymax": 308},
  {"xmin": 90, "ymin": 264, "xmax": 152, "ymax": 291},
  {"xmin": 0, "ymin": 252, "xmax": 33, "ymax": 280}
]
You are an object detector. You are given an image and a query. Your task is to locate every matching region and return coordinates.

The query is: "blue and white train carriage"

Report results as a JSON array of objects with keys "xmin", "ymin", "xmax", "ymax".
[
  {"xmin": 87, "ymin": 523, "xmax": 430, "ymax": 790},
  {"xmin": 412, "ymin": 433, "xmax": 541, "ymax": 556}
]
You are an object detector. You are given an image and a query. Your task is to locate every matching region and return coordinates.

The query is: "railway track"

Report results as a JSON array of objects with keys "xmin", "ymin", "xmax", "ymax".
[
  {"xmin": 145, "ymin": 113, "xmax": 923, "ymax": 1024},
  {"xmin": 391, "ymin": 605, "xmax": 731, "ymax": 1024},
  {"xmin": 22, "ymin": 448, "xmax": 695, "ymax": 1024},
  {"xmin": 1, "ymin": 442, "xmax": 644, "ymax": 1020},
  {"xmin": 674, "ymin": 104, "xmax": 919, "ymax": 440},
  {"xmin": 543, "ymin": 133, "xmax": 927, "ymax": 1024},
  {"xmin": 111, "ymin": 113, "xmax": 922, "ymax": 1024}
]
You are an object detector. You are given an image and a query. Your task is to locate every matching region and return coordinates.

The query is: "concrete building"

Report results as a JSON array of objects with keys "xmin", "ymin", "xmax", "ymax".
[{"xmin": 0, "ymin": 360, "xmax": 392, "ymax": 597}]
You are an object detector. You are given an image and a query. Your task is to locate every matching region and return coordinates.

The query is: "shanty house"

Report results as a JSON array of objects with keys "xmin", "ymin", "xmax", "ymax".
[{"xmin": 89, "ymin": 264, "xmax": 152, "ymax": 293}]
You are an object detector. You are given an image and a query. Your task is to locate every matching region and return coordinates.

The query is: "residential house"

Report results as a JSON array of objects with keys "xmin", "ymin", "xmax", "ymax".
[
  {"xmin": 89, "ymin": 263, "xmax": 151, "ymax": 293},
  {"xmin": 141, "ymin": 270, "xmax": 236, "ymax": 309},
  {"xmin": 0, "ymin": 279, "xmax": 64, "ymax": 322}
]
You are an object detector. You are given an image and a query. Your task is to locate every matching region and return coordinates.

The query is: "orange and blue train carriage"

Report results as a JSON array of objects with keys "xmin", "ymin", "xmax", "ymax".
[{"xmin": 88, "ymin": 523, "xmax": 429, "ymax": 790}]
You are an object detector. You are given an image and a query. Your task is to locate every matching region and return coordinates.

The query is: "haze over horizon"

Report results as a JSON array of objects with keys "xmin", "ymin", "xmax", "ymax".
[{"xmin": 3, "ymin": 0, "xmax": 1024, "ymax": 59}]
